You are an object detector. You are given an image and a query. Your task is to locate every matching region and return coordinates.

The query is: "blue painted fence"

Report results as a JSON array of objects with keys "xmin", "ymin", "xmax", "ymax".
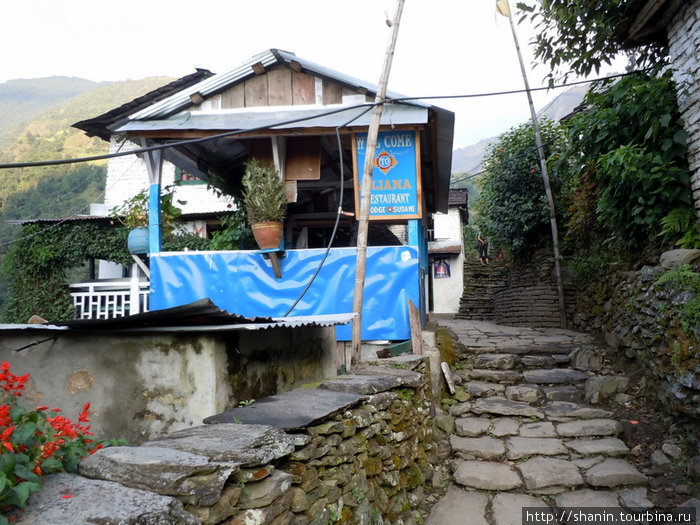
[{"xmin": 149, "ymin": 246, "xmax": 420, "ymax": 341}]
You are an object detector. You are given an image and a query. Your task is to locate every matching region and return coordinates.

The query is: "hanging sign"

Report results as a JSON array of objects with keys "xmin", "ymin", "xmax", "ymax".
[{"xmin": 353, "ymin": 129, "xmax": 422, "ymax": 220}]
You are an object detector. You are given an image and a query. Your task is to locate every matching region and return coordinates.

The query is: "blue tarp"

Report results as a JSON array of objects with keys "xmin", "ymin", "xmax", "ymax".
[{"xmin": 149, "ymin": 246, "xmax": 420, "ymax": 341}]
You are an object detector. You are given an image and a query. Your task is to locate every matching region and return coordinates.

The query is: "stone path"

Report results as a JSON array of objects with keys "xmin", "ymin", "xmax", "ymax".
[{"xmin": 426, "ymin": 318, "xmax": 655, "ymax": 525}]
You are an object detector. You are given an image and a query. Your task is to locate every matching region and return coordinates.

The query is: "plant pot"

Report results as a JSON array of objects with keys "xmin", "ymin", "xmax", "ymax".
[
  {"xmin": 127, "ymin": 227, "xmax": 149, "ymax": 255},
  {"xmin": 251, "ymin": 221, "xmax": 283, "ymax": 250}
]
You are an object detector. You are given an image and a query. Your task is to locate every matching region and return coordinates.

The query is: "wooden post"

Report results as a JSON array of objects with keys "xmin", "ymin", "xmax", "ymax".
[
  {"xmin": 351, "ymin": 0, "xmax": 406, "ymax": 366},
  {"xmin": 501, "ymin": 1, "xmax": 567, "ymax": 328}
]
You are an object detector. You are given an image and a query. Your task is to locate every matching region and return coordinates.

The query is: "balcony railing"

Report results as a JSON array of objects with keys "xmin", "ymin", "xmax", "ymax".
[{"xmin": 70, "ymin": 278, "xmax": 149, "ymax": 320}]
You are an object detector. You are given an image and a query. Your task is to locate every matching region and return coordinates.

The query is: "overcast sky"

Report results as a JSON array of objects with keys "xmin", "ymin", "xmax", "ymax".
[{"xmin": 1, "ymin": 1, "xmax": 624, "ymax": 150}]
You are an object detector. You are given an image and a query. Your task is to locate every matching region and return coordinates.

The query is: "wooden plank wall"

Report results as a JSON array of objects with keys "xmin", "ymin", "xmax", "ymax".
[{"xmin": 214, "ymin": 65, "xmax": 352, "ymax": 110}]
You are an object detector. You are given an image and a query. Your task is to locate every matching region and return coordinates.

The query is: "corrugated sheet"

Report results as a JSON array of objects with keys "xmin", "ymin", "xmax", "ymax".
[
  {"xmin": 127, "ymin": 49, "xmax": 424, "ymax": 122},
  {"xmin": 116, "ymin": 103, "xmax": 427, "ymax": 134},
  {"xmin": 48, "ymin": 298, "xmax": 354, "ymax": 333}
]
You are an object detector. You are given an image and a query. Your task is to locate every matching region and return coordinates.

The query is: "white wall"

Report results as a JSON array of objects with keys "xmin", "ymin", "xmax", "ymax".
[
  {"xmin": 430, "ymin": 208, "xmax": 464, "ymax": 314},
  {"xmin": 104, "ymin": 137, "xmax": 233, "ymax": 215}
]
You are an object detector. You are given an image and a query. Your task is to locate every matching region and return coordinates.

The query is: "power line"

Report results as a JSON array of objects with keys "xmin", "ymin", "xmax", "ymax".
[{"xmin": 0, "ymin": 69, "xmax": 650, "ymax": 172}]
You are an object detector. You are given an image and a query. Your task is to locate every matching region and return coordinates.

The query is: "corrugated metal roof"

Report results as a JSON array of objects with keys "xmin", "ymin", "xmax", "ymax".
[
  {"xmin": 116, "ymin": 103, "xmax": 427, "ymax": 134},
  {"xmin": 44, "ymin": 298, "xmax": 355, "ymax": 333},
  {"xmin": 127, "ymin": 49, "xmax": 421, "ymax": 122},
  {"xmin": 74, "ymin": 68, "xmax": 215, "ymax": 140},
  {"xmin": 428, "ymin": 240, "xmax": 462, "ymax": 255}
]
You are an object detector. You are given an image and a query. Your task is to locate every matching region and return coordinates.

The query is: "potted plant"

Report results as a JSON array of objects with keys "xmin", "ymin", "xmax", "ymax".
[
  {"xmin": 110, "ymin": 185, "xmax": 185, "ymax": 254},
  {"xmin": 242, "ymin": 158, "xmax": 287, "ymax": 250}
]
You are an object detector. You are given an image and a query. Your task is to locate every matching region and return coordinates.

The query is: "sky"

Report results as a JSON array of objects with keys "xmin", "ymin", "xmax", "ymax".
[{"xmin": 1, "ymin": 1, "xmax": 624, "ymax": 150}]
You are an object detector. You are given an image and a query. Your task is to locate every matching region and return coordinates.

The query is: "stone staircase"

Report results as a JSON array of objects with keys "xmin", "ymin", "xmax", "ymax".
[
  {"xmin": 427, "ymin": 318, "xmax": 657, "ymax": 525},
  {"xmin": 456, "ymin": 259, "xmax": 508, "ymax": 321}
]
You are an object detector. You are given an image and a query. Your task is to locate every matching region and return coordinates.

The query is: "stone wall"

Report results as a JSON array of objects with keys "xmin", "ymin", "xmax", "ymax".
[
  {"xmin": 570, "ymin": 250, "xmax": 700, "ymax": 418},
  {"xmin": 13, "ymin": 356, "xmax": 440, "ymax": 525},
  {"xmin": 668, "ymin": 0, "xmax": 700, "ymax": 220},
  {"xmin": 0, "ymin": 324, "xmax": 337, "ymax": 444}
]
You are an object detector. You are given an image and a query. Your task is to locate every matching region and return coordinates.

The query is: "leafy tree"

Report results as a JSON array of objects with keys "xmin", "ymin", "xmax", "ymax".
[
  {"xmin": 474, "ymin": 119, "xmax": 569, "ymax": 259},
  {"xmin": 516, "ymin": 0, "xmax": 669, "ymax": 84},
  {"xmin": 562, "ymin": 72, "xmax": 692, "ymax": 249}
]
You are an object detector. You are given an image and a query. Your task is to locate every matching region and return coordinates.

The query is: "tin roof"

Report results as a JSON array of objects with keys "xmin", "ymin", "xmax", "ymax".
[{"xmin": 2, "ymin": 299, "xmax": 354, "ymax": 333}]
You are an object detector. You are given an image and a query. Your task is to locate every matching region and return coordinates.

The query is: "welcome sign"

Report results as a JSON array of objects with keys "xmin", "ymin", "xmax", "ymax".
[{"xmin": 353, "ymin": 129, "xmax": 422, "ymax": 220}]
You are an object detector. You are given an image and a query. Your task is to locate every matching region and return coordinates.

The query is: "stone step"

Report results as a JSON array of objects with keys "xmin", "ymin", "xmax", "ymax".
[
  {"xmin": 522, "ymin": 368, "xmax": 589, "ymax": 384},
  {"xmin": 467, "ymin": 369, "xmax": 522, "ymax": 383},
  {"xmin": 556, "ymin": 418, "xmax": 622, "ymax": 437},
  {"xmin": 470, "ymin": 397, "xmax": 545, "ymax": 418}
]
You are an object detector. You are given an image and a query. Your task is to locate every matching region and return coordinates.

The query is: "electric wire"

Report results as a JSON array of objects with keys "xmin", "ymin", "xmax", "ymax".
[
  {"xmin": 0, "ymin": 68, "xmax": 650, "ymax": 250},
  {"xmin": 0, "ymin": 69, "xmax": 650, "ymax": 172}
]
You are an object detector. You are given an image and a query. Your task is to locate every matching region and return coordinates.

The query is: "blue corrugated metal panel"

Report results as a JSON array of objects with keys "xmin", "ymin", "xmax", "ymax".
[{"xmin": 148, "ymin": 247, "xmax": 420, "ymax": 341}]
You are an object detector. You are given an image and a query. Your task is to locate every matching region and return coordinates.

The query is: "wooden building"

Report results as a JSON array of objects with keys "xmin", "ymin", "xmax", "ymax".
[{"xmin": 75, "ymin": 49, "xmax": 455, "ymax": 341}]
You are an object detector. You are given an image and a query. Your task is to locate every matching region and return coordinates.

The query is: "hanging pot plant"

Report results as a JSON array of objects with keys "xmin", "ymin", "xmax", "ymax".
[{"xmin": 242, "ymin": 158, "xmax": 287, "ymax": 250}]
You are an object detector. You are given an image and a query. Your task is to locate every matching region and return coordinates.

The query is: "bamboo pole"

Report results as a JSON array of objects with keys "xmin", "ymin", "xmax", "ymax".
[
  {"xmin": 351, "ymin": 0, "xmax": 406, "ymax": 366},
  {"xmin": 502, "ymin": 1, "xmax": 567, "ymax": 328}
]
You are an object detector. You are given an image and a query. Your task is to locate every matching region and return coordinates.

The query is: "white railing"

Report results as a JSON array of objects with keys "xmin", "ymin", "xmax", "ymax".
[{"xmin": 70, "ymin": 278, "xmax": 149, "ymax": 320}]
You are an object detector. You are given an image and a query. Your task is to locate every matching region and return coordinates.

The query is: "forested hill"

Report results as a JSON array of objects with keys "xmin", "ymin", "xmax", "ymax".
[{"xmin": 0, "ymin": 76, "xmax": 173, "ymax": 222}]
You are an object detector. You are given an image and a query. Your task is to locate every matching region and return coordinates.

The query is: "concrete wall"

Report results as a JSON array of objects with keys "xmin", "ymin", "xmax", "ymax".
[
  {"xmin": 0, "ymin": 325, "xmax": 337, "ymax": 444},
  {"xmin": 668, "ymin": 0, "xmax": 700, "ymax": 219}
]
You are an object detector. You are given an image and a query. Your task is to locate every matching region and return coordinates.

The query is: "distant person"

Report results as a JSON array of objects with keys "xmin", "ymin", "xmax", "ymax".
[{"xmin": 476, "ymin": 232, "xmax": 490, "ymax": 265}]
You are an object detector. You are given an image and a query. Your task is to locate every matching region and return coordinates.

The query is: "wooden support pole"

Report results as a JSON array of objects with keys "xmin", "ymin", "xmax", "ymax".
[
  {"xmin": 351, "ymin": 0, "xmax": 406, "ymax": 367},
  {"xmin": 502, "ymin": 1, "xmax": 567, "ymax": 328}
]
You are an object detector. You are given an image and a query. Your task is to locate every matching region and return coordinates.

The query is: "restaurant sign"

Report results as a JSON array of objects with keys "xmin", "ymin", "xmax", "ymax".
[{"xmin": 353, "ymin": 129, "xmax": 422, "ymax": 220}]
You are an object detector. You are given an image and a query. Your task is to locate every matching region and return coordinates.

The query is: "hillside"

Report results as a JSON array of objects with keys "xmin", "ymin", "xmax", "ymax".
[
  {"xmin": 0, "ymin": 77, "xmax": 101, "ymax": 147},
  {"xmin": 0, "ymin": 76, "xmax": 174, "ymax": 219},
  {"xmin": 451, "ymin": 84, "xmax": 588, "ymax": 176}
]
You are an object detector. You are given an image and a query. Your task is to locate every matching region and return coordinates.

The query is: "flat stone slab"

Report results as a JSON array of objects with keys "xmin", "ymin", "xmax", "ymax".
[
  {"xmin": 204, "ymin": 388, "xmax": 365, "ymax": 430},
  {"xmin": 451, "ymin": 435, "xmax": 505, "ymax": 459},
  {"xmin": 474, "ymin": 353, "xmax": 518, "ymax": 369},
  {"xmin": 142, "ymin": 424, "xmax": 295, "ymax": 467},
  {"xmin": 617, "ymin": 487, "xmax": 654, "ymax": 509},
  {"xmin": 556, "ymin": 419, "xmax": 622, "ymax": 437},
  {"xmin": 584, "ymin": 458, "xmax": 648, "ymax": 487},
  {"xmin": 565, "ymin": 438, "xmax": 629, "ymax": 457},
  {"xmin": 492, "ymin": 493, "xmax": 551, "ymax": 525},
  {"xmin": 455, "ymin": 417, "xmax": 492, "ymax": 437},
  {"xmin": 507, "ymin": 437, "xmax": 568, "ymax": 460},
  {"xmin": 472, "ymin": 397, "xmax": 544, "ymax": 419},
  {"xmin": 466, "ymin": 381, "xmax": 506, "ymax": 397},
  {"xmin": 522, "ymin": 355, "xmax": 557, "ymax": 368},
  {"xmin": 319, "ymin": 374, "xmax": 407, "ymax": 394},
  {"xmin": 545, "ymin": 401, "xmax": 613, "ymax": 419},
  {"xmin": 453, "ymin": 460, "xmax": 523, "ymax": 490},
  {"xmin": 425, "ymin": 486, "xmax": 489, "ymax": 525},
  {"xmin": 518, "ymin": 457, "xmax": 584, "ymax": 490},
  {"xmin": 523, "ymin": 369, "xmax": 589, "ymax": 384},
  {"xmin": 555, "ymin": 488, "xmax": 622, "ymax": 508},
  {"xmin": 9, "ymin": 473, "xmax": 198, "ymax": 524},
  {"xmin": 506, "ymin": 384, "xmax": 544, "ymax": 404},
  {"xmin": 350, "ymin": 363, "xmax": 425, "ymax": 388},
  {"xmin": 519, "ymin": 421, "xmax": 557, "ymax": 438},
  {"xmin": 78, "ymin": 446, "xmax": 237, "ymax": 506},
  {"xmin": 543, "ymin": 385, "xmax": 583, "ymax": 402},
  {"xmin": 468, "ymin": 369, "xmax": 523, "ymax": 383},
  {"xmin": 491, "ymin": 418, "xmax": 521, "ymax": 436}
]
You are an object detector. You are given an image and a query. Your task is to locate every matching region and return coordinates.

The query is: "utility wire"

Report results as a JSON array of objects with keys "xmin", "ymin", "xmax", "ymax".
[{"xmin": 0, "ymin": 69, "xmax": 649, "ymax": 172}]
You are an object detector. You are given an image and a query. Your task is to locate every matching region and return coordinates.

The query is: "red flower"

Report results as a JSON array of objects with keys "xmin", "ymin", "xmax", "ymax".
[{"xmin": 36, "ymin": 405, "xmax": 49, "ymax": 411}]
